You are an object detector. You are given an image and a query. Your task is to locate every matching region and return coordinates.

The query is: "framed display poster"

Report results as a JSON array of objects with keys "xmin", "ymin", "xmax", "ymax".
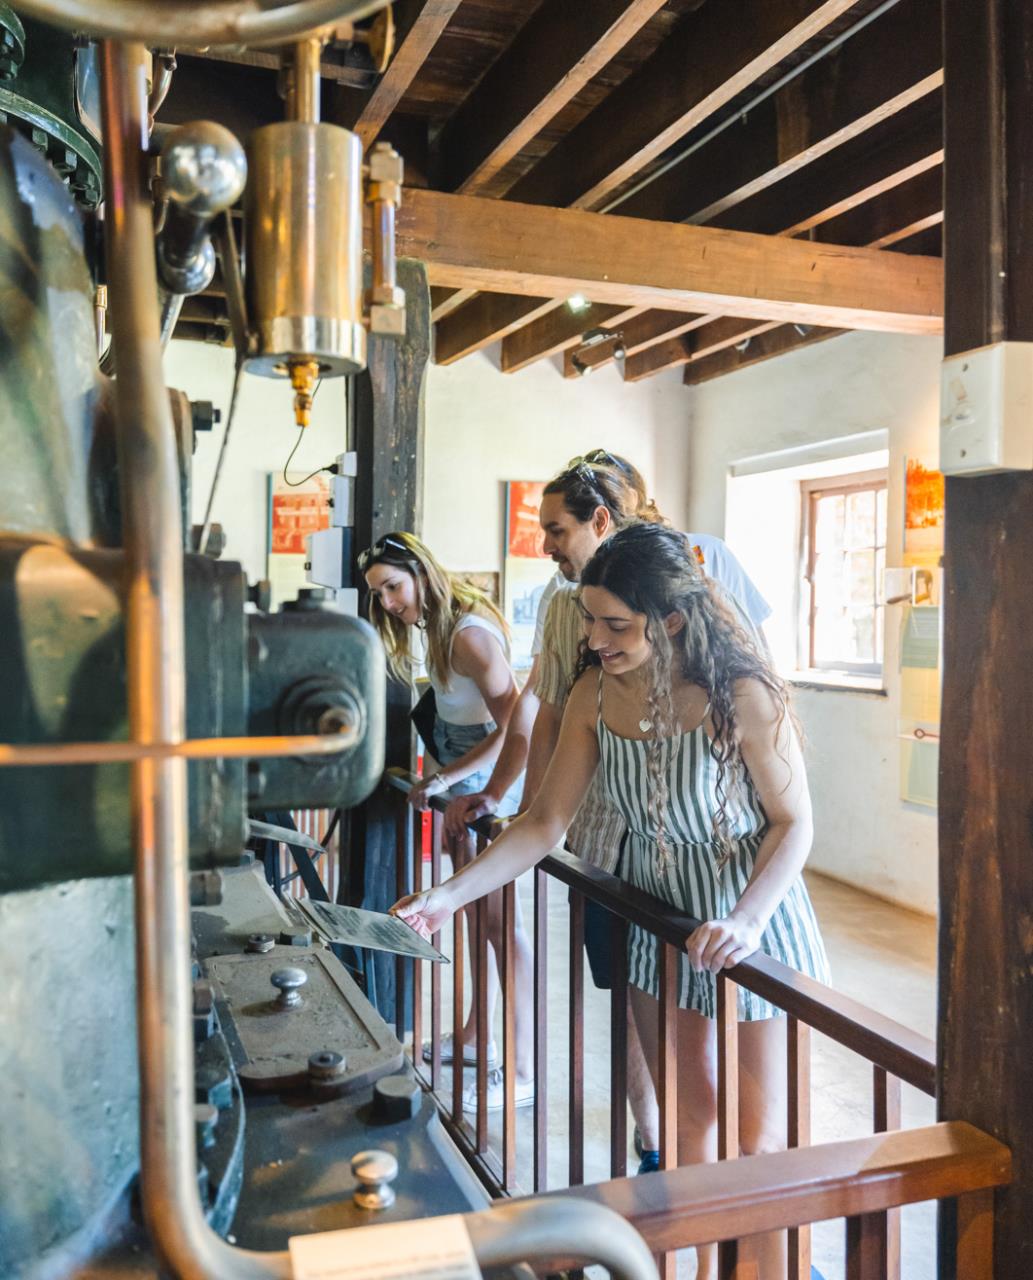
[
  {"xmin": 503, "ymin": 480, "xmax": 554, "ymax": 671},
  {"xmin": 267, "ymin": 472, "xmax": 331, "ymax": 607}
]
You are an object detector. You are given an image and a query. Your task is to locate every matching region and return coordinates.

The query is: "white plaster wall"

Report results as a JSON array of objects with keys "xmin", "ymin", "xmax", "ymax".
[
  {"xmin": 165, "ymin": 343, "xmax": 691, "ymax": 584},
  {"xmin": 422, "ymin": 354, "xmax": 691, "ymax": 569},
  {"xmin": 687, "ymin": 331, "xmax": 943, "ymax": 916}
]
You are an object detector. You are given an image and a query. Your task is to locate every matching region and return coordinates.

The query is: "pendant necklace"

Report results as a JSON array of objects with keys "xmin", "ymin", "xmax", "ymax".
[{"xmin": 638, "ymin": 716, "xmax": 652, "ymax": 734}]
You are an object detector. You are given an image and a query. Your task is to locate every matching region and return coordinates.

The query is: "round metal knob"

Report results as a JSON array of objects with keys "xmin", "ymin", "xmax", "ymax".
[
  {"xmin": 351, "ymin": 1149, "xmax": 398, "ymax": 1211},
  {"xmin": 270, "ymin": 966, "xmax": 307, "ymax": 1009},
  {"xmin": 161, "ymin": 121, "xmax": 247, "ymax": 216}
]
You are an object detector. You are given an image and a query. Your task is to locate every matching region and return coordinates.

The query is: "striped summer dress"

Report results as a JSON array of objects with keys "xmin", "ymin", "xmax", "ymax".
[{"xmin": 596, "ymin": 675, "xmax": 830, "ymax": 1020}]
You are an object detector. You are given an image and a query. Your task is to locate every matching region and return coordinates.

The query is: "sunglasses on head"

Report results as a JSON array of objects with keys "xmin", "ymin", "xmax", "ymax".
[
  {"xmin": 566, "ymin": 448, "xmax": 622, "ymax": 472},
  {"xmin": 357, "ymin": 534, "xmax": 411, "ymax": 572}
]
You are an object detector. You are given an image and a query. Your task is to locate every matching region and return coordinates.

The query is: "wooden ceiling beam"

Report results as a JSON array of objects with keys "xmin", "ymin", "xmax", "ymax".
[
  {"xmin": 577, "ymin": 98, "xmax": 944, "ymax": 377},
  {"xmin": 682, "ymin": 324, "xmax": 846, "ymax": 386},
  {"xmin": 507, "ymin": 0, "xmax": 861, "ymax": 212},
  {"xmin": 391, "ymin": 189, "xmax": 943, "ymax": 345},
  {"xmin": 439, "ymin": 0, "xmax": 668, "ymax": 198},
  {"xmin": 623, "ymin": 164, "xmax": 944, "ymax": 382},
  {"xmin": 617, "ymin": 0, "xmax": 941, "ymax": 225},
  {"xmin": 353, "ymin": 0, "xmax": 464, "ymax": 152},
  {"xmin": 436, "ymin": 0, "xmax": 859, "ymax": 363}
]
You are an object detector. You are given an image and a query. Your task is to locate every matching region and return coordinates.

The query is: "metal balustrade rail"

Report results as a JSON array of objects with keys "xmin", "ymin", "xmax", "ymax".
[{"xmin": 383, "ymin": 767, "xmax": 971, "ymax": 1280}]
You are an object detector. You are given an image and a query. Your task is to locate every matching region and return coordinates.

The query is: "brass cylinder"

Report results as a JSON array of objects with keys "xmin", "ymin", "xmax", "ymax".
[{"xmin": 244, "ymin": 121, "xmax": 366, "ymax": 378}]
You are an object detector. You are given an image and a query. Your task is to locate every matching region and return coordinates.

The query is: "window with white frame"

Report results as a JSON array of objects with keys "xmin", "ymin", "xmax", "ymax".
[{"xmin": 801, "ymin": 470, "xmax": 888, "ymax": 675}]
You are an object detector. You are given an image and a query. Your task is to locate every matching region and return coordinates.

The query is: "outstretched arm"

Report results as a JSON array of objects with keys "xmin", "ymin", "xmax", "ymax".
[
  {"xmin": 393, "ymin": 672, "xmax": 602, "ymax": 937},
  {"xmin": 686, "ymin": 679, "xmax": 813, "ymax": 974}
]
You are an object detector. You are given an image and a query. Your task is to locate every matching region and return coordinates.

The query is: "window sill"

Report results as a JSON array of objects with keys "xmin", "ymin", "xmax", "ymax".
[{"xmin": 787, "ymin": 670, "xmax": 887, "ymax": 696}]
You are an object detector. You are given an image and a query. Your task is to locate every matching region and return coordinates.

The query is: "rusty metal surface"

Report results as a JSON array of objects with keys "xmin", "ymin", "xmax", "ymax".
[{"xmin": 207, "ymin": 945, "xmax": 403, "ymax": 1093}]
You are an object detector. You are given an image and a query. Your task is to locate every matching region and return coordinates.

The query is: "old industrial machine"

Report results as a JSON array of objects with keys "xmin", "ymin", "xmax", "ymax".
[{"xmin": 0, "ymin": 4, "xmax": 654, "ymax": 1279}]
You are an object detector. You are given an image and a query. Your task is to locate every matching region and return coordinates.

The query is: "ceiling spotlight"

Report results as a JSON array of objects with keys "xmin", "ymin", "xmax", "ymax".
[
  {"xmin": 566, "ymin": 293, "xmax": 590, "ymax": 313},
  {"xmin": 570, "ymin": 326, "xmax": 626, "ymax": 377}
]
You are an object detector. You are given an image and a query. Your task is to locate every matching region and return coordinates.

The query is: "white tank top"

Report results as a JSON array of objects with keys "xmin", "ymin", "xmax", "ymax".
[{"xmin": 430, "ymin": 614, "xmax": 510, "ymax": 726}]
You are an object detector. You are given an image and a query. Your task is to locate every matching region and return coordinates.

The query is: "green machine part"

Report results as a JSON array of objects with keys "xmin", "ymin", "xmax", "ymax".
[
  {"xmin": 0, "ymin": 6, "xmax": 102, "ymax": 206},
  {"xmin": 0, "ymin": 126, "xmax": 386, "ymax": 895}
]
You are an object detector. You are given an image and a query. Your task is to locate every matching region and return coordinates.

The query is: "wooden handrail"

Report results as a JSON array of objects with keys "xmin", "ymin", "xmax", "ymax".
[
  {"xmin": 383, "ymin": 769, "xmax": 936, "ymax": 1094},
  {"xmin": 509, "ymin": 1122, "xmax": 1009, "ymax": 1255}
]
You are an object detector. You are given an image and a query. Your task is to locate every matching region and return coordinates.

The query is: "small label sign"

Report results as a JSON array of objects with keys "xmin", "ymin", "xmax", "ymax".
[{"xmin": 289, "ymin": 1215, "xmax": 481, "ymax": 1280}]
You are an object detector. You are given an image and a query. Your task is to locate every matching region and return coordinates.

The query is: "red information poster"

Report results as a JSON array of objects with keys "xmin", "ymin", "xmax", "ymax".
[
  {"xmin": 267, "ymin": 472, "xmax": 331, "ymax": 606},
  {"xmin": 506, "ymin": 480, "xmax": 547, "ymax": 559}
]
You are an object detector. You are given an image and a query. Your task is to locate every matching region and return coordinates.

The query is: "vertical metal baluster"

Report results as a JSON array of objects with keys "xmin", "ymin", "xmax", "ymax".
[
  {"xmin": 873, "ymin": 1065, "xmax": 902, "ymax": 1280},
  {"xmin": 410, "ymin": 808, "xmax": 423, "ymax": 1072},
  {"xmin": 845, "ymin": 1213, "xmax": 884, "ymax": 1280},
  {"xmin": 610, "ymin": 912, "xmax": 629, "ymax": 1179},
  {"xmin": 568, "ymin": 888, "xmax": 585, "ymax": 1187},
  {"xmin": 657, "ymin": 940, "xmax": 679, "ymax": 1280},
  {"xmin": 475, "ymin": 835, "xmax": 490, "ymax": 1153},
  {"xmin": 430, "ymin": 811, "xmax": 443, "ymax": 1095},
  {"xmin": 717, "ymin": 975, "xmax": 741, "ymax": 1279},
  {"xmin": 393, "ymin": 799, "xmax": 411, "ymax": 1045},
  {"xmin": 788, "ymin": 1017, "xmax": 812, "ymax": 1279},
  {"xmin": 502, "ymin": 880, "xmax": 517, "ymax": 1191},
  {"xmin": 451, "ymin": 900, "xmax": 465, "ymax": 1122},
  {"xmin": 533, "ymin": 866, "xmax": 549, "ymax": 1192}
]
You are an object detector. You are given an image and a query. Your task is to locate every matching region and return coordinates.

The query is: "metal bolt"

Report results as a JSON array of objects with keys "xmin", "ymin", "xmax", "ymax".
[
  {"xmin": 247, "ymin": 579, "xmax": 272, "ymax": 613},
  {"xmin": 373, "ymin": 1074, "xmax": 421, "ymax": 1122},
  {"xmin": 270, "ymin": 967, "xmax": 307, "ymax": 1009},
  {"xmin": 351, "ymin": 1149, "xmax": 398, "ymax": 1211},
  {"xmin": 246, "ymin": 933, "xmax": 275, "ymax": 954},
  {"xmin": 195, "ymin": 1102, "xmax": 219, "ymax": 1150},
  {"xmin": 279, "ymin": 927, "xmax": 313, "ymax": 948},
  {"xmin": 192, "ymin": 980, "xmax": 214, "ymax": 1016},
  {"xmin": 308, "ymin": 1050, "xmax": 346, "ymax": 1083}
]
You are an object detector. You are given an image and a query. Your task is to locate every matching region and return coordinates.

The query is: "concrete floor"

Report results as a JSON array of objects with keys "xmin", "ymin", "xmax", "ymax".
[{"xmin": 419, "ymin": 867, "xmax": 937, "ymax": 1280}]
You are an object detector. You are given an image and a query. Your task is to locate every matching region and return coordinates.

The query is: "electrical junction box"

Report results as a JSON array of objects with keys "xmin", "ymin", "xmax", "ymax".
[{"xmin": 940, "ymin": 341, "xmax": 1033, "ymax": 474}]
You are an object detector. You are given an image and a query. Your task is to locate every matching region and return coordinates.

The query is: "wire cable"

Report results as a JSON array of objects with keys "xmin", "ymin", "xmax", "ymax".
[{"xmin": 196, "ymin": 357, "xmax": 242, "ymax": 555}]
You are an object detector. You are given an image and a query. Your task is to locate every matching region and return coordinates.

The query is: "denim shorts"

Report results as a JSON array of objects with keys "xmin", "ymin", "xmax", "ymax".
[{"xmin": 432, "ymin": 715, "xmax": 524, "ymax": 816}]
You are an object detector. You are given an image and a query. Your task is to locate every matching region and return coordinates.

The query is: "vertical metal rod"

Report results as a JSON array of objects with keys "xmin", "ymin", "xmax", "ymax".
[
  {"xmin": 100, "ymin": 38, "xmax": 289, "ymax": 1280},
  {"xmin": 873, "ymin": 1065, "xmax": 902, "ymax": 1280},
  {"xmin": 502, "ymin": 880, "xmax": 517, "ymax": 1191},
  {"xmin": 452, "ymin": 901, "xmax": 465, "ymax": 1122},
  {"xmin": 610, "ymin": 913, "xmax": 629, "ymax": 1179},
  {"xmin": 788, "ymin": 1017, "xmax": 812, "ymax": 1280},
  {"xmin": 568, "ymin": 889, "xmax": 585, "ymax": 1187},
  {"xmin": 394, "ymin": 801, "xmax": 410, "ymax": 1043},
  {"xmin": 430, "ymin": 811, "xmax": 443, "ymax": 1095},
  {"xmin": 657, "ymin": 941, "xmax": 679, "ymax": 1280},
  {"xmin": 410, "ymin": 809, "xmax": 423, "ymax": 1066},
  {"xmin": 288, "ymin": 36, "xmax": 322, "ymax": 123},
  {"xmin": 475, "ymin": 852, "xmax": 490, "ymax": 1153},
  {"xmin": 533, "ymin": 866, "xmax": 549, "ymax": 1192}
]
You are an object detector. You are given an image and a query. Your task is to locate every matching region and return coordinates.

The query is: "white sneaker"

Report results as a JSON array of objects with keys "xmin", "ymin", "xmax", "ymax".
[
  {"xmin": 462, "ymin": 1067, "xmax": 535, "ymax": 1113},
  {"xmin": 423, "ymin": 1032, "xmax": 498, "ymax": 1067}
]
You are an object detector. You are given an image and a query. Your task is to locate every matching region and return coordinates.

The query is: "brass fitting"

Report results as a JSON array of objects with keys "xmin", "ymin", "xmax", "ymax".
[{"xmin": 289, "ymin": 358, "xmax": 321, "ymax": 429}]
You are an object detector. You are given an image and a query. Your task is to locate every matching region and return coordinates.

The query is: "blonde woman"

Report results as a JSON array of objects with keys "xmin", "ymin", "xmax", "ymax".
[{"xmin": 361, "ymin": 532, "xmax": 533, "ymax": 1106}]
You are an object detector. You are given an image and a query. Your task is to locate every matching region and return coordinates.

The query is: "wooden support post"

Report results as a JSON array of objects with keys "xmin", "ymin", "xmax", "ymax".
[
  {"xmin": 502, "ymin": 880, "xmax": 517, "ymax": 1192},
  {"xmin": 429, "ymin": 811, "xmax": 442, "ymax": 1095},
  {"xmin": 533, "ymin": 866, "xmax": 549, "ymax": 1191},
  {"xmin": 610, "ymin": 913, "xmax": 629, "ymax": 1179},
  {"xmin": 787, "ymin": 1017, "xmax": 812, "ymax": 1280},
  {"xmin": 940, "ymin": 2, "xmax": 1033, "ymax": 1276},
  {"xmin": 873, "ymin": 1067, "xmax": 902, "ymax": 1280},
  {"xmin": 568, "ymin": 889, "xmax": 585, "ymax": 1187}
]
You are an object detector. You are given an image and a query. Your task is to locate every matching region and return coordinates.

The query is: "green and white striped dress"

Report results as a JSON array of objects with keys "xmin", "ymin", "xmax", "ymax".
[{"xmin": 597, "ymin": 677, "xmax": 830, "ymax": 1020}]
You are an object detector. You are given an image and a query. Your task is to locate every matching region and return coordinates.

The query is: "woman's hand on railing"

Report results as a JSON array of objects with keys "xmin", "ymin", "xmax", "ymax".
[
  {"xmin": 408, "ymin": 773, "xmax": 451, "ymax": 812},
  {"xmin": 443, "ymin": 788, "xmax": 499, "ymax": 842},
  {"xmin": 685, "ymin": 915, "xmax": 762, "ymax": 974},
  {"xmin": 391, "ymin": 884, "xmax": 457, "ymax": 940}
]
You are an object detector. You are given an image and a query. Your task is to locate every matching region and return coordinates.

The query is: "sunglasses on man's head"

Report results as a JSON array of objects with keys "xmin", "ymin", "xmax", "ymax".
[
  {"xmin": 566, "ymin": 448, "xmax": 621, "ymax": 471},
  {"xmin": 357, "ymin": 534, "xmax": 411, "ymax": 572}
]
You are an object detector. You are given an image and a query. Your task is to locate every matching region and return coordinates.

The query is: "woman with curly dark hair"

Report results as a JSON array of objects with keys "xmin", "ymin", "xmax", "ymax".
[{"xmin": 392, "ymin": 523, "xmax": 828, "ymax": 1279}]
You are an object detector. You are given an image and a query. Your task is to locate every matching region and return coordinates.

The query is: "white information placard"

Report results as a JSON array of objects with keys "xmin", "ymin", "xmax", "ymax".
[{"xmin": 289, "ymin": 1215, "xmax": 481, "ymax": 1280}]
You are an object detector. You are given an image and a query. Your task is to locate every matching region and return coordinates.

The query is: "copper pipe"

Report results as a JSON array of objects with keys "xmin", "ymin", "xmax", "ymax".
[
  {"xmin": 0, "ymin": 729, "xmax": 358, "ymax": 768},
  {"xmin": 100, "ymin": 39, "xmax": 289, "ymax": 1280}
]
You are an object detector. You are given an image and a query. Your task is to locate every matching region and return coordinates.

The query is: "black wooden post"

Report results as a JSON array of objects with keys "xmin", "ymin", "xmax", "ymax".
[
  {"xmin": 346, "ymin": 258, "xmax": 429, "ymax": 1022},
  {"xmin": 940, "ymin": 3, "xmax": 1033, "ymax": 1275}
]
